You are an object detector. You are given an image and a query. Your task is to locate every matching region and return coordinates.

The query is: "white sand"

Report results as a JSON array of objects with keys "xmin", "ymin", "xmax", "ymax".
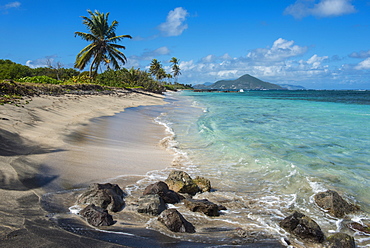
[{"xmin": 0, "ymin": 91, "xmax": 173, "ymax": 240}]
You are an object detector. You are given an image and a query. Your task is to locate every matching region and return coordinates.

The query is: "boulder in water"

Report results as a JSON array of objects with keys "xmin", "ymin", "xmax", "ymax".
[
  {"xmin": 79, "ymin": 204, "xmax": 114, "ymax": 227},
  {"xmin": 137, "ymin": 194, "xmax": 166, "ymax": 216},
  {"xmin": 143, "ymin": 181, "xmax": 183, "ymax": 204},
  {"xmin": 158, "ymin": 209, "xmax": 195, "ymax": 233},
  {"xmin": 325, "ymin": 233, "xmax": 355, "ymax": 248},
  {"xmin": 193, "ymin": 176, "xmax": 211, "ymax": 192},
  {"xmin": 184, "ymin": 198, "xmax": 220, "ymax": 217},
  {"xmin": 279, "ymin": 211, "xmax": 325, "ymax": 243},
  {"xmin": 165, "ymin": 170, "xmax": 200, "ymax": 195},
  {"xmin": 77, "ymin": 183, "xmax": 125, "ymax": 213},
  {"xmin": 314, "ymin": 190, "xmax": 358, "ymax": 218}
]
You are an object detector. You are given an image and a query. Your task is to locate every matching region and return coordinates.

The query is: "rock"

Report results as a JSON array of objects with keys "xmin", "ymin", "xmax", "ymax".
[
  {"xmin": 184, "ymin": 199, "xmax": 220, "ymax": 217},
  {"xmin": 165, "ymin": 170, "xmax": 200, "ymax": 195},
  {"xmin": 77, "ymin": 183, "xmax": 125, "ymax": 212},
  {"xmin": 193, "ymin": 176, "xmax": 211, "ymax": 192},
  {"xmin": 137, "ymin": 194, "xmax": 166, "ymax": 216},
  {"xmin": 279, "ymin": 211, "xmax": 325, "ymax": 243},
  {"xmin": 158, "ymin": 209, "xmax": 195, "ymax": 233},
  {"xmin": 79, "ymin": 204, "xmax": 114, "ymax": 227},
  {"xmin": 314, "ymin": 190, "xmax": 358, "ymax": 218},
  {"xmin": 347, "ymin": 222, "xmax": 370, "ymax": 234},
  {"xmin": 325, "ymin": 233, "xmax": 355, "ymax": 248},
  {"xmin": 143, "ymin": 181, "xmax": 183, "ymax": 204}
]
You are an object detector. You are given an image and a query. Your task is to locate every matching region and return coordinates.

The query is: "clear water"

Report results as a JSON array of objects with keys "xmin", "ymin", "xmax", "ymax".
[{"xmin": 156, "ymin": 90, "xmax": 370, "ymax": 246}]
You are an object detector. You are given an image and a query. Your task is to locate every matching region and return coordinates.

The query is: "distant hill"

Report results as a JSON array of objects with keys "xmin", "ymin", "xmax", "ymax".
[{"xmin": 193, "ymin": 74, "xmax": 284, "ymax": 90}]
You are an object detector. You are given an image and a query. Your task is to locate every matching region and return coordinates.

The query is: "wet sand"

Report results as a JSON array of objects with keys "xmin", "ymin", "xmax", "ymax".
[{"xmin": 0, "ymin": 91, "xmax": 173, "ymax": 247}]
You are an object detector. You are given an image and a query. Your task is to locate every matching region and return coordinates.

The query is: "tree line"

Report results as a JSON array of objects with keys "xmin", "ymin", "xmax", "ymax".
[{"xmin": 0, "ymin": 10, "xmax": 192, "ymax": 93}]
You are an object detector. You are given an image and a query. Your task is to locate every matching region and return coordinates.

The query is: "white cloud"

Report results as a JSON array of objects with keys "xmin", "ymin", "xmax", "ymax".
[
  {"xmin": 284, "ymin": 0, "xmax": 356, "ymax": 19},
  {"xmin": 247, "ymin": 38, "xmax": 308, "ymax": 62},
  {"xmin": 355, "ymin": 58, "xmax": 370, "ymax": 70},
  {"xmin": 349, "ymin": 50, "xmax": 370, "ymax": 59},
  {"xmin": 126, "ymin": 46, "xmax": 171, "ymax": 68},
  {"xmin": 2, "ymin": 1, "xmax": 21, "ymax": 9},
  {"xmin": 174, "ymin": 39, "xmax": 335, "ymax": 86},
  {"xmin": 158, "ymin": 7, "xmax": 189, "ymax": 37}
]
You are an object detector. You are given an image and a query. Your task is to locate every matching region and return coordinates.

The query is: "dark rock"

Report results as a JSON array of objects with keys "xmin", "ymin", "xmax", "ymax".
[
  {"xmin": 314, "ymin": 190, "xmax": 358, "ymax": 218},
  {"xmin": 137, "ymin": 194, "xmax": 166, "ymax": 216},
  {"xmin": 77, "ymin": 183, "xmax": 125, "ymax": 212},
  {"xmin": 184, "ymin": 199, "xmax": 220, "ymax": 217},
  {"xmin": 165, "ymin": 170, "xmax": 200, "ymax": 195},
  {"xmin": 347, "ymin": 222, "xmax": 370, "ymax": 234},
  {"xmin": 193, "ymin": 176, "xmax": 211, "ymax": 192},
  {"xmin": 279, "ymin": 211, "xmax": 325, "ymax": 243},
  {"xmin": 158, "ymin": 209, "xmax": 195, "ymax": 233},
  {"xmin": 79, "ymin": 204, "xmax": 114, "ymax": 227},
  {"xmin": 143, "ymin": 181, "xmax": 183, "ymax": 204},
  {"xmin": 325, "ymin": 233, "xmax": 355, "ymax": 248}
]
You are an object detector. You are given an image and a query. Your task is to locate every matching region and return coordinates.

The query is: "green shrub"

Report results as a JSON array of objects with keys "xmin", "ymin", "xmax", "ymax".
[{"xmin": 18, "ymin": 75, "xmax": 62, "ymax": 84}]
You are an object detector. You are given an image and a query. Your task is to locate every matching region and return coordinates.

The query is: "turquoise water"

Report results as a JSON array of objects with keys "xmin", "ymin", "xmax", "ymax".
[{"xmin": 157, "ymin": 90, "xmax": 370, "ymax": 246}]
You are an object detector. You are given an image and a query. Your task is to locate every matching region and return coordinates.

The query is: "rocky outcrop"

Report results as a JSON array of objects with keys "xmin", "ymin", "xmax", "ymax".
[
  {"xmin": 77, "ymin": 183, "xmax": 125, "ymax": 213},
  {"xmin": 279, "ymin": 211, "xmax": 325, "ymax": 243},
  {"xmin": 143, "ymin": 181, "xmax": 183, "ymax": 204},
  {"xmin": 314, "ymin": 190, "xmax": 358, "ymax": 218},
  {"xmin": 184, "ymin": 199, "xmax": 220, "ymax": 216},
  {"xmin": 158, "ymin": 209, "xmax": 195, "ymax": 233},
  {"xmin": 137, "ymin": 194, "xmax": 166, "ymax": 216},
  {"xmin": 193, "ymin": 176, "xmax": 211, "ymax": 193},
  {"xmin": 79, "ymin": 204, "xmax": 114, "ymax": 227},
  {"xmin": 165, "ymin": 170, "xmax": 200, "ymax": 195},
  {"xmin": 325, "ymin": 233, "xmax": 355, "ymax": 248},
  {"xmin": 347, "ymin": 222, "xmax": 370, "ymax": 234}
]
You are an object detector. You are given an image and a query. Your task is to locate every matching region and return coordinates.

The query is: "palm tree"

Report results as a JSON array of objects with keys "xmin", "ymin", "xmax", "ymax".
[
  {"xmin": 170, "ymin": 57, "xmax": 181, "ymax": 83},
  {"xmin": 149, "ymin": 59, "xmax": 162, "ymax": 81},
  {"xmin": 74, "ymin": 10, "xmax": 132, "ymax": 77}
]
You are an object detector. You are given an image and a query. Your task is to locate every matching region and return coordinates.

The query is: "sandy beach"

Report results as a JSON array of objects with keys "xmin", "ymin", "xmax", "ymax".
[{"xmin": 0, "ymin": 91, "xmax": 174, "ymax": 247}]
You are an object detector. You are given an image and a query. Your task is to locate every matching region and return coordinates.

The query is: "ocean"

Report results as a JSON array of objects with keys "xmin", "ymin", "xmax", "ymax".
[{"xmin": 154, "ymin": 90, "xmax": 370, "ymax": 246}]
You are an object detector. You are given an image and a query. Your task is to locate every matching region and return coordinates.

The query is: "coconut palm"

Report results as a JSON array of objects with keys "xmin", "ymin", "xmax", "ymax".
[
  {"xmin": 170, "ymin": 57, "xmax": 181, "ymax": 83},
  {"xmin": 149, "ymin": 59, "xmax": 162, "ymax": 80},
  {"xmin": 74, "ymin": 10, "xmax": 132, "ymax": 77}
]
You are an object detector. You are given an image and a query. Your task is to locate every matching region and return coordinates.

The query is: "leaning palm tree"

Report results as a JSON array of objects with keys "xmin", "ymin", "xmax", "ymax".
[
  {"xmin": 74, "ymin": 10, "xmax": 132, "ymax": 77},
  {"xmin": 170, "ymin": 57, "xmax": 181, "ymax": 83}
]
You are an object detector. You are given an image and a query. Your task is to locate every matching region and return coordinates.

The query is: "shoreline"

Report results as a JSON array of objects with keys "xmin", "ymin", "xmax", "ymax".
[{"xmin": 0, "ymin": 91, "xmax": 174, "ymax": 247}]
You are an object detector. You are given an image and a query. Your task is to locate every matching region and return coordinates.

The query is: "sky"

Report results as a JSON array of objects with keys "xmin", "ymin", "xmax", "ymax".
[{"xmin": 1, "ymin": 0, "xmax": 370, "ymax": 89}]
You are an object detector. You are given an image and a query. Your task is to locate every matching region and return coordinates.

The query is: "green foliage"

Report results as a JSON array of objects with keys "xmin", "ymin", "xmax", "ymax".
[
  {"xmin": 164, "ymin": 83, "xmax": 193, "ymax": 91},
  {"xmin": 0, "ymin": 59, "xmax": 32, "ymax": 80},
  {"xmin": 64, "ymin": 74, "xmax": 93, "ymax": 84},
  {"xmin": 18, "ymin": 76, "xmax": 62, "ymax": 84},
  {"xmin": 96, "ymin": 68, "xmax": 166, "ymax": 93}
]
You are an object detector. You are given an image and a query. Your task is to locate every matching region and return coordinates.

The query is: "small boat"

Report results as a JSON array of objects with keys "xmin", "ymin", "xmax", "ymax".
[{"xmin": 239, "ymin": 89, "xmax": 244, "ymax": 92}]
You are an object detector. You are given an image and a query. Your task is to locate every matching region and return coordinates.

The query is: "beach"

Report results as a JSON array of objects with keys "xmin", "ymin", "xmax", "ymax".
[{"xmin": 0, "ymin": 91, "xmax": 173, "ymax": 247}]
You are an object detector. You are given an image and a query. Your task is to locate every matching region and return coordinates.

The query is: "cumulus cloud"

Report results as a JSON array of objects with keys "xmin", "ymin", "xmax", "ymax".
[
  {"xmin": 355, "ymin": 58, "xmax": 370, "ymax": 70},
  {"xmin": 284, "ymin": 0, "xmax": 356, "ymax": 19},
  {"xmin": 158, "ymin": 7, "xmax": 189, "ymax": 36},
  {"xmin": 349, "ymin": 50, "xmax": 370, "ymax": 59},
  {"xmin": 174, "ymin": 38, "xmax": 335, "ymax": 86},
  {"xmin": 125, "ymin": 46, "xmax": 171, "ymax": 68},
  {"xmin": 247, "ymin": 38, "xmax": 308, "ymax": 62}
]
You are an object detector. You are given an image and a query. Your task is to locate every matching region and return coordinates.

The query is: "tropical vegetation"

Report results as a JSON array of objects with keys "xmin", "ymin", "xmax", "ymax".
[
  {"xmin": 74, "ymin": 10, "xmax": 132, "ymax": 77},
  {"xmin": 0, "ymin": 10, "xmax": 192, "ymax": 104}
]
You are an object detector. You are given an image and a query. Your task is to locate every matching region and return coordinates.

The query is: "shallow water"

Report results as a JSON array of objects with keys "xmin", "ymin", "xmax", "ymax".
[
  {"xmin": 42, "ymin": 91, "xmax": 370, "ymax": 247},
  {"xmin": 155, "ymin": 90, "xmax": 370, "ymax": 247}
]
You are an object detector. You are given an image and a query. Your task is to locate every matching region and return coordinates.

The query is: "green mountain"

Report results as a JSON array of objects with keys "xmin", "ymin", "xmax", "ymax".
[{"xmin": 194, "ymin": 74, "xmax": 284, "ymax": 90}]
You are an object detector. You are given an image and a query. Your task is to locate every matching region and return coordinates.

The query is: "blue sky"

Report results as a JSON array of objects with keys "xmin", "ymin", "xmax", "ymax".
[{"xmin": 1, "ymin": 0, "xmax": 370, "ymax": 89}]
